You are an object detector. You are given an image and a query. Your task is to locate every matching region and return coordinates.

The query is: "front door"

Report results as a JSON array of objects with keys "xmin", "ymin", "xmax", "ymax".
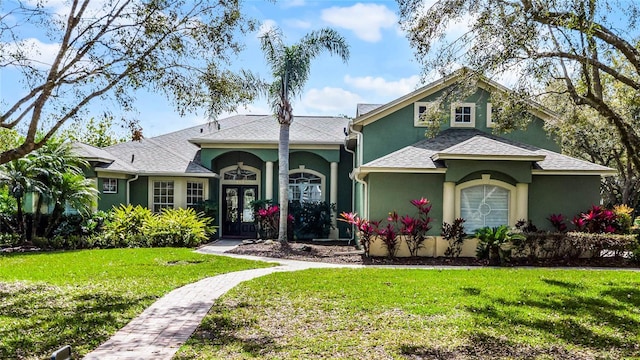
[{"xmin": 222, "ymin": 185, "xmax": 257, "ymax": 238}]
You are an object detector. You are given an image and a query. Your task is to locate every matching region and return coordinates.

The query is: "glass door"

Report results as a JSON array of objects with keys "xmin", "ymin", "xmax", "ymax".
[{"xmin": 222, "ymin": 185, "xmax": 257, "ymax": 238}]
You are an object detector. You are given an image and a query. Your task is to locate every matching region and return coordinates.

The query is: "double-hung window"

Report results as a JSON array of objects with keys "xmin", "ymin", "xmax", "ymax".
[
  {"xmin": 186, "ymin": 181, "xmax": 204, "ymax": 207},
  {"xmin": 153, "ymin": 181, "xmax": 174, "ymax": 212}
]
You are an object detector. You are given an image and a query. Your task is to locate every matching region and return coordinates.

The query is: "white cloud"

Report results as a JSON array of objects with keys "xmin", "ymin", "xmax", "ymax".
[
  {"xmin": 4, "ymin": 38, "xmax": 60, "ymax": 69},
  {"xmin": 301, "ymin": 87, "xmax": 362, "ymax": 115},
  {"xmin": 257, "ymin": 19, "xmax": 278, "ymax": 37},
  {"xmin": 321, "ymin": 3, "xmax": 397, "ymax": 43},
  {"xmin": 344, "ymin": 74, "xmax": 421, "ymax": 97},
  {"xmin": 284, "ymin": 19, "xmax": 312, "ymax": 29}
]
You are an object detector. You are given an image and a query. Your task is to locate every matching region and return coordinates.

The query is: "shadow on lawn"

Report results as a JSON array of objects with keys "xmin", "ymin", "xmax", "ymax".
[
  {"xmin": 462, "ymin": 282, "xmax": 640, "ymax": 358},
  {"xmin": 176, "ymin": 302, "xmax": 280, "ymax": 359},
  {"xmin": 0, "ymin": 282, "xmax": 155, "ymax": 359}
]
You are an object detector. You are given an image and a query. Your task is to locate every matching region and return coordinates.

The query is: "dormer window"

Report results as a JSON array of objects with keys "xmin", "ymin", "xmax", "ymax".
[{"xmin": 450, "ymin": 102, "xmax": 476, "ymax": 127}]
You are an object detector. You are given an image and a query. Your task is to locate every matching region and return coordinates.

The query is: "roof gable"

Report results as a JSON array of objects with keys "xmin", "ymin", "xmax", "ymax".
[{"xmin": 352, "ymin": 69, "xmax": 558, "ymax": 127}]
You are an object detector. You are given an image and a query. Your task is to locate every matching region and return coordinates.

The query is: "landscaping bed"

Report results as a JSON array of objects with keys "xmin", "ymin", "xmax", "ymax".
[{"xmin": 229, "ymin": 240, "xmax": 640, "ymax": 267}]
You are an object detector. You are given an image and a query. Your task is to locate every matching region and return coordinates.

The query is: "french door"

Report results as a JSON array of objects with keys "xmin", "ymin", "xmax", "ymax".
[{"xmin": 222, "ymin": 185, "xmax": 257, "ymax": 238}]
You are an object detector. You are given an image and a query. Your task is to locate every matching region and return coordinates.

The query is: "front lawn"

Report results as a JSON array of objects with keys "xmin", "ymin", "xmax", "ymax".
[
  {"xmin": 177, "ymin": 268, "xmax": 640, "ymax": 359},
  {"xmin": 0, "ymin": 248, "xmax": 272, "ymax": 359}
]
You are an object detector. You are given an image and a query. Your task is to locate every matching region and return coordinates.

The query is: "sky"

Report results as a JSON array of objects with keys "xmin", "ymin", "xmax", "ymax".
[
  {"xmin": 1, "ymin": 0, "xmax": 433, "ymax": 137},
  {"xmin": 141, "ymin": 0, "xmax": 425, "ymax": 136}
]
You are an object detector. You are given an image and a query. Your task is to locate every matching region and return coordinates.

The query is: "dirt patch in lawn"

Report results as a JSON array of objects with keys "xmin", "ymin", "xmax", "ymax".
[{"xmin": 227, "ymin": 240, "xmax": 640, "ymax": 268}]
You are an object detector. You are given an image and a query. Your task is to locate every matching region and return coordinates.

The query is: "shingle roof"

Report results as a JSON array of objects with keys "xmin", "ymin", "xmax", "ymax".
[
  {"xmin": 362, "ymin": 128, "xmax": 614, "ymax": 174},
  {"xmin": 190, "ymin": 115, "xmax": 349, "ymax": 145},
  {"xmin": 70, "ymin": 142, "xmax": 115, "ymax": 163},
  {"xmin": 79, "ymin": 114, "xmax": 349, "ymax": 176},
  {"xmin": 356, "ymin": 104, "xmax": 383, "ymax": 117},
  {"xmin": 433, "ymin": 135, "xmax": 545, "ymax": 160}
]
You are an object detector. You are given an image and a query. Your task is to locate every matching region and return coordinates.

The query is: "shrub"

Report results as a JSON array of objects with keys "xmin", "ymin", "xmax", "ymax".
[
  {"xmin": 572, "ymin": 205, "xmax": 618, "ymax": 233},
  {"xmin": 144, "ymin": 208, "xmax": 214, "ymax": 247},
  {"xmin": 339, "ymin": 212, "xmax": 379, "ymax": 257},
  {"xmin": 565, "ymin": 231, "xmax": 637, "ymax": 258},
  {"xmin": 99, "ymin": 204, "xmax": 153, "ymax": 248},
  {"xmin": 547, "ymin": 214, "xmax": 568, "ymax": 232},
  {"xmin": 378, "ymin": 222, "xmax": 400, "ymax": 258},
  {"xmin": 475, "ymin": 225, "xmax": 524, "ymax": 265},
  {"xmin": 613, "ymin": 204, "xmax": 634, "ymax": 234},
  {"xmin": 401, "ymin": 198, "xmax": 433, "ymax": 257},
  {"xmin": 289, "ymin": 201, "xmax": 335, "ymax": 239},
  {"xmin": 442, "ymin": 218, "xmax": 466, "ymax": 257}
]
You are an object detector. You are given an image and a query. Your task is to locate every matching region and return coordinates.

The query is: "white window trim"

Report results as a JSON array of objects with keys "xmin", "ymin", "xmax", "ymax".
[
  {"xmin": 487, "ymin": 103, "xmax": 496, "ymax": 128},
  {"xmin": 288, "ymin": 167, "xmax": 326, "ymax": 203},
  {"xmin": 220, "ymin": 163, "xmax": 261, "ymax": 186},
  {"xmin": 454, "ymin": 174, "xmax": 517, "ymax": 228},
  {"xmin": 148, "ymin": 177, "xmax": 209, "ymax": 211},
  {"xmin": 414, "ymin": 101, "xmax": 435, "ymax": 127},
  {"xmin": 450, "ymin": 102, "xmax": 476, "ymax": 128},
  {"xmin": 103, "ymin": 178, "xmax": 118, "ymax": 194},
  {"xmin": 186, "ymin": 181, "xmax": 205, "ymax": 207}
]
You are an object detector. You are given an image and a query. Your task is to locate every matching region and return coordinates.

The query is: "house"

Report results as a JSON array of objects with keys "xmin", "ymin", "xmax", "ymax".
[
  {"xmin": 346, "ymin": 71, "xmax": 615, "ymax": 256},
  {"xmin": 72, "ymin": 115, "xmax": 353, "ymax": 239},
  {"xmin": 74, "ymin": 71, "xmax": 614, "ymax": 248}
]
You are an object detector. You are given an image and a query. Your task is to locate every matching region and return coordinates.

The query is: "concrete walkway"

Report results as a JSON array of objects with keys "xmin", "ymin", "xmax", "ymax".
[{"xmin": 83, "ymin": 241, "xmax": 357, "ymax": 360}]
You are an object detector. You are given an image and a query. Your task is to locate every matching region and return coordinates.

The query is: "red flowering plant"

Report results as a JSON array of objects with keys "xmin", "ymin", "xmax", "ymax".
[
  {"xmin": 572, "ymin": 205, "xmax": 619, "ymax": 233},
  {"xmin": 401, "ymin": 197, "xmax": 434, "ymax": 256},
  {"xmin": 547, "ymin": 213, "xmax": 568, "ymax": 232},
  {"xmin": 339, "ymin": 212, "xmax": 379, "ymax": 256},
  {"xmin": 378, "ymin": 222, "xmax": 400, "ymax": 258},
  {"xmin": 254, "ymin": 206, "xmax": 295, "ymax": 239}
]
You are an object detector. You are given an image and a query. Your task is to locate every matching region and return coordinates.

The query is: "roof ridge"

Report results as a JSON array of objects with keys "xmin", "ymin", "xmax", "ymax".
[{"xmin": 295, "ymin": 118, "xmax": 346, "ymax": 140}]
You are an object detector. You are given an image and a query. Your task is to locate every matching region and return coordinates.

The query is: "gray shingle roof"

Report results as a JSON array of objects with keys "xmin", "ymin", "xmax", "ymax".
[
  {"xmin": 362, "ymin": 128, "xmax": 614, "ymax": 173},
  {"xmin": 190, "ymin": 115, "xmax": 349, "ymax": 144},
  {"xmin": 80, "ymin": 114, "xmax": 349, "ymax": 176},
  {"xmin": 71, "ymin": 142, "xmax": 115, "ymax": 163},
  {"xmin": 433, "ymin": 135, "xmax": 545, "ymax": 160},
  {"xmin": 356, "ymin": 104, "xmax": 383, "ymax": 117}
]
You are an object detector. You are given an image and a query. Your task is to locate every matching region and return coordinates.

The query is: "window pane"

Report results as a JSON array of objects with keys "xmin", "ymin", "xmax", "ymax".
[
  {"xmin": 460, "ymin": 185, "xmax": 509, "ymax": 231},
  {"xmin": 288, "ymin": 172, "xmax": 322, "ymax": 203}
]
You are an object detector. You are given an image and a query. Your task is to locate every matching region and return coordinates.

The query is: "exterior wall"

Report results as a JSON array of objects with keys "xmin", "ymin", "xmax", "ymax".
[
  {"xmin": 445, "ymin": 160, "xmax": 531, "ymax": 184},
  {"xmin": 367, "ymin": 172, "xmax": 445, "ymax": 234},
  {"xmin": 129, "ymin": 176, "xmax": 148, "ymax": 207},
  {"xmin": 97, "ymin": 178, "xmax": 127, "ymax": 211},
  {"xmin": 528, "ymin": 175, "xmax": 602, "ymax": 231},
  {"xmin": 361, "ymin": 88, "xmax": 559, "ymax": 164}
]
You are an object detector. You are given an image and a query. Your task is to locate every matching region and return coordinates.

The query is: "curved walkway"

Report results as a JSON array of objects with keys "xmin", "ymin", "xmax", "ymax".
[{"xmin": 83, "ymin": 241, "xmax": 359, "ymax": 360}]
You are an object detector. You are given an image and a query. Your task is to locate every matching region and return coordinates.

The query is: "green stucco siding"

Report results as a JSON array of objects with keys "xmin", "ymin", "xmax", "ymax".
[
  {"xmin": 368, "ymin": 173, "xmax": 445, "ymax": 234},
  {"xmin": 528, "ymin": 175, "xmax": 601, "ymax": 230},
  {"xmin": 129, "ymin": 176, "xmax": 148, "ymax": 207},
  {"xmin": 97, "ymin": 178, "xmax": 127, "ymax": 211},
  {"xmin": 446, "ymin": 160, "xmax": 532, "ymax": 184},
  {"xmin": 361, "ymin": 87, "xmax": 560, "ymax": 164}
]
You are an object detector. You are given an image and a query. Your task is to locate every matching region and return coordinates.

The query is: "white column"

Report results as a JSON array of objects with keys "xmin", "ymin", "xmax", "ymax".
[
  {"xmin": 265, "ymin": 161, "xmax": 274, "ymax": 200},
  {"xmin": 329, "ymin": 162, "xmax": 339, "ymax": 239},
  {"xmin": 516, "ymin": 183, "xmax": 529, "ymax": 221},
  {"xmin": 442, "ymin": 181, "xmax": 456, "ymax": 224}
]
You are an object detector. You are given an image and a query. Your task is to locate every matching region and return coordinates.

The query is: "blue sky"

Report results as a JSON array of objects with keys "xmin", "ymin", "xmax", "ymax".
[{"xmin": 1, "ymin": 0, "xmax": 431, "ymax": 137}]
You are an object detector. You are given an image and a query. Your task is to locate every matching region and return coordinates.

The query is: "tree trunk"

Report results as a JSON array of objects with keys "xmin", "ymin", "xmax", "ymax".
[{"xmin": 278, "ymin": 122, "xmax": 290, "ymax": 248}]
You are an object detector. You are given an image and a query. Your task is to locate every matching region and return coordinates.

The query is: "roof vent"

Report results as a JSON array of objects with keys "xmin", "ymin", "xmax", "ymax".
[
  {"xmin": 131, "ymin": 154, "xmax": 135, "ymax": 163},
  {"xmin": 200, "ymin": 128, "xmax": 203, "ymax": 133}
]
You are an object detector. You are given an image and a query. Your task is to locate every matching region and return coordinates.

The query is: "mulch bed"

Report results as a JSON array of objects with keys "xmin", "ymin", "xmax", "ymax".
[{"xmin": 228, "ymin": 240, "xmax": 640, "ymax": 268}]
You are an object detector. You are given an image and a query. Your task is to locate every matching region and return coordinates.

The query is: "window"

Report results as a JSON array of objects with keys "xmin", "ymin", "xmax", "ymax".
[
  {"xmin": 153, "ymin": 181, "xmax": 174, "ymax": 212},
  {"xmin": 223, "ymin": 167, "xmax": 257, "ymax": 181},
  {"xmin": 186, "ymin": 182, "xmax": 204, "ymax": 207},
  {"xmin": 487, "ymin": 103, "xmax": 501, "ymax": 128},
  {"xmin": 450, "ymin": 102, "xmax": 476, "ymax": 127},
  {"xmin": 460, "ymin": 184, "xmax": 509, "ymax": 231},
  {"xmin": 288, "ymin": 172, "xmax": 322, "ymax": 203},
  {"xmin": 103, "ymin": 178, "xmax": 117, "ymax": 194},
  {"xmin": 414, "ymin": 101, "xmax": 436, "ymax": 127}
]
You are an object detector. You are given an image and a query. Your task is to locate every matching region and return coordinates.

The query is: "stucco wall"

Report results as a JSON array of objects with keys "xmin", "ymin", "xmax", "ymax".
[{"xmin": 97, "ymin": 178, "xmax": 127, "ymax": 212}]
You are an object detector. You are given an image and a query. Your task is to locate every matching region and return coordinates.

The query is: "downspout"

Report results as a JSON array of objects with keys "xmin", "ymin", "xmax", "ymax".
[
  {"xmin": 348, "ymin": 123, "xmax": 368, "ymax": 219},
  {"xmin": 126, "ymin": 174, "xmax": 139, "ymax": 205},
  {"xmin": 343, "ymin": 136, "xmax": 357, "ymax": 246}
]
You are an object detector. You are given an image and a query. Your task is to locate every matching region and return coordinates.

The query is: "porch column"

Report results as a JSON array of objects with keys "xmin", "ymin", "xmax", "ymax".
[
  {"xmin": 516, "ymin": 183, "xmax": 529, "ymax": 222},
  {"xmin": 265, "ymin": 161, "xmax": 273, "ymax": 201},
  {"xmin": 329, "ymin": 161, "xmax": 339, "ymax": 239},
  {"xmin": 442, "ymin": 181, "xmax": 455, "ymax": 224}
]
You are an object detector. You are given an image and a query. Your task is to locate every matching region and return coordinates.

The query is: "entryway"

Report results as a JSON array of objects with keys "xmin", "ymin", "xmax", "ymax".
[{"xmin": 222, "ymin": 185, "xmax": 257, "ymax": 238}]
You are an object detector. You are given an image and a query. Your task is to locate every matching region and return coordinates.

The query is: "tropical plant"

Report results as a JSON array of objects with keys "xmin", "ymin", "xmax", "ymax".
[
  {"xmin": 144, "ymin": 208, "xmax": 214, "ymax": 247},
  {"xmin": 613, "ymin": 204, "xmax": 634, "ymax": 234},
  {"xmin": 0, "ymin": 157, "xmax": 40, "ymax": 241},
  {"xmin": 572, "ymin": 205, "xmax": 618, "ymax": 234},
  {"xmin": 548, "ymin": 214, "xmax": 568, "ymax": 233},
  {"xmin": 338, "ymin": 212, "xmax": 379, "ymax": 257},
  {"xmin": 259, "ymin": 27, "xmax": 350, "ymax": 246},
  {"xmin": 289, "ymin": 201, "xmax": 335, "ymax": 240},
  {"xmin": 378, "ymin": 222, "xmax": 400, "ymax": 259},
  {"xmin": 475, "ymin": 225, "xmax": 524, "ymax": 265},
  {"xmin": 99, "ymin": 204, "xmax": 154, "ymax": 248},
  {"xmin": 442, "ymin": 218, "xmax": 466, "ymax": 257}
]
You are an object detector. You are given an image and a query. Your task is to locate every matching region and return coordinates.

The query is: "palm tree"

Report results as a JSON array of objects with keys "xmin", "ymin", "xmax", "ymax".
[
  {"xmin": 44, "ymin": 172, "xmax": 98, "ymax": 237},
  {"xmin": 259, "ymin": 27, "xmax": 350, "ymax": 246},
  {"xmin": 0, "ymin": 157, "xmax": 40, "ymax": 242}
]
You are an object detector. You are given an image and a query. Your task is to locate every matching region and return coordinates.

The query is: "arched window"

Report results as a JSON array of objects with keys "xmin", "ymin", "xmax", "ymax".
[
  {"xmin": 223, "ymin": 167, "xmax": 257, "ymax": 181},
  {"xmin": 460, "ymin": 184, "xmax": 510, "ymax": 230},
  {"xmin": 288, "ymin": 172, "xmax": 323, "ymax": 203}
]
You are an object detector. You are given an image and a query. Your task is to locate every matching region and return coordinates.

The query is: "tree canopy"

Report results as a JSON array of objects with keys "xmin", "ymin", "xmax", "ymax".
[
  {"xmin": 398, "ymin": 0, "xmax": 640, "ymax": 170},
  {"xmin": 0, "ymin": 0, "xmax": 257, "ymax": 164}
]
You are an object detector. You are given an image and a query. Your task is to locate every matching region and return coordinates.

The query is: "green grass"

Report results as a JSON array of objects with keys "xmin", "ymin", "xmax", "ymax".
[
  {"xmin": 0, "ymin": 248, "xmax": 272, "ymax": 359},
  {"xmin": 177, "ymin": 268, "xmax": 640, "ymax": 359}
]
